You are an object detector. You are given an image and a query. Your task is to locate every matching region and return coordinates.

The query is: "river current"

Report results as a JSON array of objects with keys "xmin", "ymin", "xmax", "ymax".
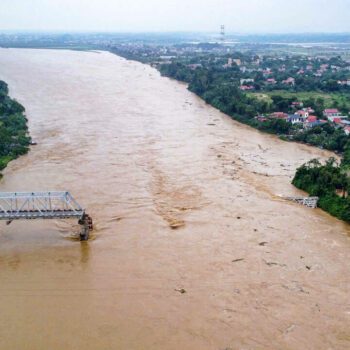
[{"xmin": 0, "ymin": 49, "xmax": 349, "ymax": 350}]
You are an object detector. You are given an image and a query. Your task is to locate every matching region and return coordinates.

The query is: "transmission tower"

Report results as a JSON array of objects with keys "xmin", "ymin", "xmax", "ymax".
[{"xmin": 220, "ymin": 25, "xmax": 225, "ymax": 43}]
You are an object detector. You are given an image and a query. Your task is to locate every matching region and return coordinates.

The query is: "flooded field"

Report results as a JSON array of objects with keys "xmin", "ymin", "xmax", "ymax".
[{"xmin": 0, "ymin": 48, "xmax": 349, "ymax": 350}]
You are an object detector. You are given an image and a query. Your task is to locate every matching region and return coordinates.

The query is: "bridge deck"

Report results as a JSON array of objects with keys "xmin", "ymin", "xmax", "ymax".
[{"xmin": 0, "ymin": 191, "xmax": 84, "ymax": 221}]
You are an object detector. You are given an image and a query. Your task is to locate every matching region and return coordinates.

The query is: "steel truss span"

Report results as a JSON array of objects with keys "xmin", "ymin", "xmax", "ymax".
[{"xmin": 0, "ymin": 191, "xmax": 92, "ymax": 240}]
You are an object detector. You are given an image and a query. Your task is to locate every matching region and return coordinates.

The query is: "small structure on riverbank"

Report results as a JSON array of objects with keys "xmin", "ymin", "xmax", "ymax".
[
  {"xmin": 284, "ymin": 196, "xmax": 319, "ymax": 208},
  {"xmin": 0, "ymin": 191, "xmax": 93, "ymax": 240}
]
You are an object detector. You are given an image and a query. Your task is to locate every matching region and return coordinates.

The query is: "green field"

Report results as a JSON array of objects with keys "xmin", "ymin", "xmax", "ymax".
[{"xmin": 250, "ymin": 90, "xmax": 350, "ymax": 113}]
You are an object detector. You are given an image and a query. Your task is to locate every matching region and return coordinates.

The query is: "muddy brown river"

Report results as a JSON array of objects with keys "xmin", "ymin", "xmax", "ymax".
[{"xmin": 0, "ymin": 49, "xmax": 349, "ymax": 350}]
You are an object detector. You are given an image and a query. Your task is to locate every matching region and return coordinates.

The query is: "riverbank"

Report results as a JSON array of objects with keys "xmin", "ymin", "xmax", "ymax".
[
  {"xmin": 110, "ymin": 50, "xmax": 350, "ymax": 224},
  {"xmin": 109, "ymin": 49, "xmax": 350, "ymax": 155},
  {"xmin": 0, "ymin": 80, "xmax": 30, "ymax": 176},
  {"xmin": 293, "ymin": 157, "xmax": 350, "ymax": 223}
]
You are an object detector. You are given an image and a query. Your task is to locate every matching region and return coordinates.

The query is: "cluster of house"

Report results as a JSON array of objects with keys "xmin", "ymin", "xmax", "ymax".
[
  {"xmin": 338, "ymin": 80, "xmax": 350, "ymax": 86},
  {"xmin": 231, "ymin": 56, "xmax": 350, "ymax": 90},
  {"xmin": 256, "ymin": 108, "xmax": 350, "ymax": 134},
  {"xmin": 239, "ymin": 73, "xmax": 296, "ymax": 90},
  {"xmin": 240, "ymin": 78, "xmax": 255, "ymax": 91}
]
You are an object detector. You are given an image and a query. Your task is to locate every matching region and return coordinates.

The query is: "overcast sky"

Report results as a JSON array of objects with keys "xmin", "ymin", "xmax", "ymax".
[{"xmin": 0, "ymin": 0, "xmax": 349, "ymax": 33}]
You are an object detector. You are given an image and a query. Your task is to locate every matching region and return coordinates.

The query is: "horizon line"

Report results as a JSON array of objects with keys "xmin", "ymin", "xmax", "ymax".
[{"xmin": 1, "ymin": 30, "xmax": 350, "ymax": 36}]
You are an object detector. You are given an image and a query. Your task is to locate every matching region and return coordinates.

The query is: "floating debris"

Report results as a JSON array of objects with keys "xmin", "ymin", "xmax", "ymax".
[{"xmin": 175, "ymin": 288, "xmax": 186, "ymax": 294}]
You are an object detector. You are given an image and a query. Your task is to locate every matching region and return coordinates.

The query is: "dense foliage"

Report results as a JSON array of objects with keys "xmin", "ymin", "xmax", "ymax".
[
  {"xmin": 292, "ymin": 158, "xmax": 350, "ymax": 222},
  {"xmin": 293, "ymin": 123, "xmax": 349, "ymax": 151},
  {"xmin": 160, "ymin": 64, "xmax": 291, "ymax": 133},
  {"xmin": 0, "ymin": 81, "xmax": 30, "ymax": 172}
]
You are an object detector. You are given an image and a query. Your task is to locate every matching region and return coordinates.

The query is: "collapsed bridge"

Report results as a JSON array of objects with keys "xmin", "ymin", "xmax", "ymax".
[
  {"xmin": 284, "ymin": 196, "xmax": 319, "ymax": 209},
  {"xmin": 0, "ymin": 191, "xmax": 93, "ymax": 240}
]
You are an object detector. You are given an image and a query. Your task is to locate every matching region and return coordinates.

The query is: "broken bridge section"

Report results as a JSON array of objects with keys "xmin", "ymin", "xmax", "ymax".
[
  {"xmin": 0, "ymin": 191, "xmax": 93, "ymax": 240},
  {"xmin": 284, "ymin": 196, "xmax": 319, "ymax": 208}
]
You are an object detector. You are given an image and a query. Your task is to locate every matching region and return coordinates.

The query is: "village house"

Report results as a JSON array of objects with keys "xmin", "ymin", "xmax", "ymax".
[
  {"xmin": 291, "ymin": 101, "xmax": 304, "ymax": 108},
  {"xmin": 282, "ymin": 77, "xmax": 295, "ymax": 86},
  {"xmin": 305, "ymin": 107, "xmax": 315, "ymax": 114},
  {"xmin": 323, "ymin": 108, "xmax": 341, "ymax": 120},
  {"xmin": 266, "ymin": 78, "xmax": 277, "ymax": 84},
  {"xmin": 240, "ymin": 78, "xmax": 254, "ymax": 85},
  {"xmin": 332, "ymin": 118, "xmax": 344, "ymax": 127},
  {"xmin": 339, "ymin": 119, "xmax": 350, "ymax": 126},
  {"xmin": 337, "ymin": 80, "xmax": 350, "ymax": 86},
  {"xmin": 222, "ymin": 58, "xmax": 234, "ymax": 68},
  {"xmin": 255, "ymin": 115, "xmax": 267, "ymax": 122},
  {"xmin": 233, "ymin": 58, "xmax": 241, "ymax": 66},
  {"xmin": 303, "ymin": 116, "xmax": 326, "ymax": 128},
  {"xmin": 287, "ymin": 114, "xmax": 304, "ymax": 124},
  {"xmin": 344, "ymin": 126, "xmax": 350, "ymax": 135},
  {"xmin": 240, "ymin": 85, "xmax": 254, "ymax": 91},
  {"xmin": 306, "ymin": 64, "xmax": 313, "ymax": 71},
  {"xmin": 295, "ymin": 110, "xmax": 309, "ymax": 119},
  {"xmin": 269, "ymin": 112, "xmax": 288, "ymax": 119}
]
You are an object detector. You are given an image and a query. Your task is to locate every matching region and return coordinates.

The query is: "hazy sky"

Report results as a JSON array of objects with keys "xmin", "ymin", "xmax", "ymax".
[{"xmin": 0, "ymin": 0, "xmax": 350, "ymax": 33}]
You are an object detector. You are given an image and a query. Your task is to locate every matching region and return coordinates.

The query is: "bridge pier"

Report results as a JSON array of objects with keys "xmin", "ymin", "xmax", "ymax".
[{"xmin": 79, "ymin": 213, "xmax": 93, "ymax": 241}]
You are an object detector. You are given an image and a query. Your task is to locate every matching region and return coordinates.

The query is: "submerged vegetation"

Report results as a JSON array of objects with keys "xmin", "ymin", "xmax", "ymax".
[
  {"xmin": 0, "ymin": 80, "xmax": 30, "ymax": 174},
  {"xmin": 293, "ymin": 156, "xmax": 350, "ymax": 222}
]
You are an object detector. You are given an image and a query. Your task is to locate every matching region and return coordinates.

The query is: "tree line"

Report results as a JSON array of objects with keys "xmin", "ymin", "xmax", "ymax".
[
  {"xmin": 293, "ymin": 157, "xmax": 350, "ymax": 223},
  {"xmin": 0, "ymin": 80, "xmax": 30, "ymax": 173}
]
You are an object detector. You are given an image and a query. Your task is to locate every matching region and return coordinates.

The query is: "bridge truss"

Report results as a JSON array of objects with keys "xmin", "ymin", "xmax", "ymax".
[{"xmin": 0, "ymin": 191, "xmax": 92, "ymax": 240}]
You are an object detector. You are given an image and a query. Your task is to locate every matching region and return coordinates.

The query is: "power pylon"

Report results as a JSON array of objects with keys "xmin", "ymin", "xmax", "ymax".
[{"xmin": 220, "ymin": 25, "xmax": 225, "ymax": 43}]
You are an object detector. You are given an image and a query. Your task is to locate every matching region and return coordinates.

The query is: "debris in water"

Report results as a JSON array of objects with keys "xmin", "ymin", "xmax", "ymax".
[
  {"xmin": 169, "ymin": 219, "xmax": 185, "ymax": 229},
  {"xmin": 175, "ymin": 288, "xmax": 186, "ymax": 294},
  {"xmin": 284, "ymin": 324, "xmax": 296, "ymax": 334},
  {"xmin": 263, "ymin": 259, "xmax": 286, "ymax": 267}
]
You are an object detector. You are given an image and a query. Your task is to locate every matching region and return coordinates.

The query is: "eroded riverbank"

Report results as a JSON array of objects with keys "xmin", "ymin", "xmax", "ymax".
[{"xmin": 0, "ymin": 49, "xmax": 349, "ymax": 350}]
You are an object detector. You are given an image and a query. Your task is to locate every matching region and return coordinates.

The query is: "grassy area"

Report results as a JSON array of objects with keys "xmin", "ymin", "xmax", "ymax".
[
  {"xmin": 250, "ymin": 90, "xmax": 350, "ymax": 113},
  {"xmin": 0, "ymin": 155, "xmax": 12, "ymax": 170}
]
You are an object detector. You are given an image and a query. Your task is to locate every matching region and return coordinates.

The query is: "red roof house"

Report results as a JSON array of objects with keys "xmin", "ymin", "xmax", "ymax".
[{"xmin": 307, "ymin": 116, "xmax": 317, "ymax": 123}]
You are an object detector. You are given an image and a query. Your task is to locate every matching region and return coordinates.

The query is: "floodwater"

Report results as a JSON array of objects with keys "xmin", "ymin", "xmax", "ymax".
[{"xmin": 0, "ymin": 49, "xmax": 349, "ymax": 350}]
